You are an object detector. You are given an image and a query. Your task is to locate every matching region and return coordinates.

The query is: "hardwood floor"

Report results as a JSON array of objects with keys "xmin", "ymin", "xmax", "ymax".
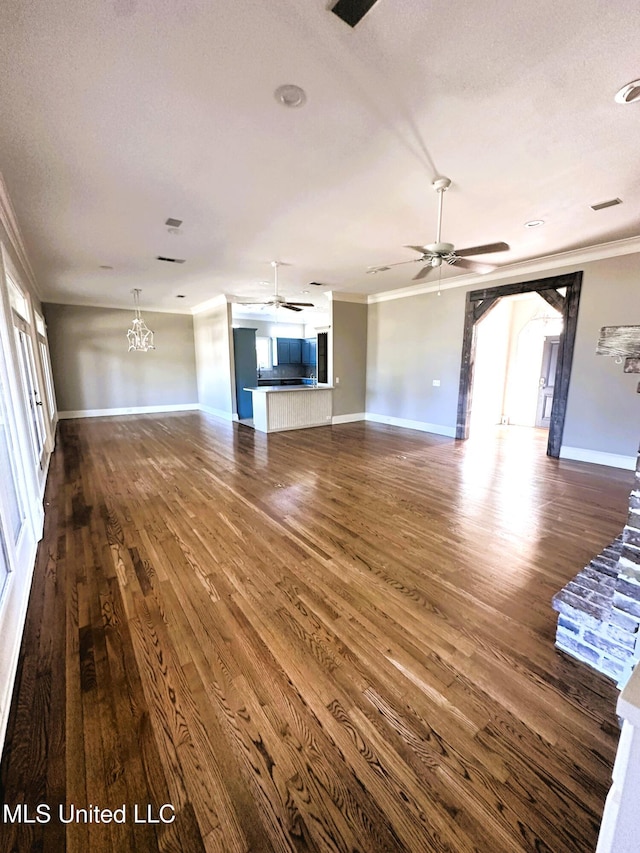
[{"xmin": 0, "ymin": 415, "xmax": 633, "ymax": 852}]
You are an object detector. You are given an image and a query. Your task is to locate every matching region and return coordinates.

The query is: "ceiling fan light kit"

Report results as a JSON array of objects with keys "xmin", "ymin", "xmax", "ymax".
[{"xmin": 367, "ymin": 175, "xmax": 510, "ymax": 281}]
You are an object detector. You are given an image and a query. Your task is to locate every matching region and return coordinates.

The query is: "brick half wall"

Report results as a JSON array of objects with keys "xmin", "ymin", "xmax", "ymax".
[{"xmin": 552, "ymin": 449, "xmax": 640, "ymax": 687}]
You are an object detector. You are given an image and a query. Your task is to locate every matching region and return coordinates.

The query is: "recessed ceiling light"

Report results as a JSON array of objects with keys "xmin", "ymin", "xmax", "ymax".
[
  {"xmin": 99, "ymin": 264, "xmax": 113, "ymax": 269},
  {"xmin": 302, "ymin": 290, "xmax": 310, "ymax": 294},
  {"xmin": 524, "ymin": 220, "xmax": 545, "ymax": 228},
  {"xmin": 615, "ymin": 80, "xmax": 640, "ymax": 104},
  {"xmin": 274, "ymin": 84, "xmax": 307, "ymax": 108}
]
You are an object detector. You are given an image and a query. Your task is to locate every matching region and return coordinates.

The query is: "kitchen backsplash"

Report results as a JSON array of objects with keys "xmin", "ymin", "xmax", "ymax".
[{"xmin": 258, "ymin": 364, "xmax": 315, "ymax": 380}]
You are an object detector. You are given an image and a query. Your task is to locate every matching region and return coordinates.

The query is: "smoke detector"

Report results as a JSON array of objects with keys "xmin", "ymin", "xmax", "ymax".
[{"xmin": 274, "ymin": 84, "xmax": 307, "ymax": 108}]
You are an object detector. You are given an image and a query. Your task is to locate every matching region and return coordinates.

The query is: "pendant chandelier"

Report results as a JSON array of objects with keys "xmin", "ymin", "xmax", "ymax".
[{"xmin": 127, "ymin": 288, "xmax": 155, "ymax": 352}]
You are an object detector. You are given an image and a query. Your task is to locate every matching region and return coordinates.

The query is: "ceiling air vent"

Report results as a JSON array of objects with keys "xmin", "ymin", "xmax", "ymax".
[
  {"xmin": 165, "ymin": 217, "xmax": 183, "ymax": 227},
  {"xmin": 331, "ymin": 0, "xmax": 380, "ymax": 28},
  {"xmin": 590, "ymin": 198, "xmax": 622, "ymax": 211},
  {"xmin": 156, "ymin": 256, "xmax": 186, "ymax": 263},
  {"xmin": 308, "ymin": 281, "xmax": 326, "ymax": 287}
]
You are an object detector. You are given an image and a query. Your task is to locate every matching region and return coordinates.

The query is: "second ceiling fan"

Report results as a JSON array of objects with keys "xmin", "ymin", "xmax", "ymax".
[
  {"xmin": 239, "ymin": 261, "xmax": 314, "ymax": 312},
  {"xmin": 367, "ymin": 176, "xmax": 509, "ymax": 280}
]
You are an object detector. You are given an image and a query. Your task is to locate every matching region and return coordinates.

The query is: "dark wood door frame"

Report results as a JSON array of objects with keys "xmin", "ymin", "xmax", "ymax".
[{"xmin": 455, "ymin": 271, "xmax": 583, "ymax": 457}]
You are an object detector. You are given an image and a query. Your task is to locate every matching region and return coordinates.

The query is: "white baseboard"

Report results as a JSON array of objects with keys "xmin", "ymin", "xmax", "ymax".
[
  {"xmin": 199, "ymin": 404, "xmax": 238, "ymax": 422},
  {"xmin": 560, "ymin": 446, "xmax": 636, "ymax": 471},
  {"xmin": 58, "ymin": 403, "xmax": 199, "ymax": 419},
  {"xmin": 332, "ymin": 412, "xmax": 365, "ymax": 425},
  {"xmin": 365, "ymin": 412, "xmax": 456, "ymax": 438}
]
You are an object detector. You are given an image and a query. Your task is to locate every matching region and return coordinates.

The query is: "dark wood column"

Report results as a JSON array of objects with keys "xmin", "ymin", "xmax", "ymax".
[{"xmin": 455, "ymin": 271, "xmax": 583, "ymax": 458}]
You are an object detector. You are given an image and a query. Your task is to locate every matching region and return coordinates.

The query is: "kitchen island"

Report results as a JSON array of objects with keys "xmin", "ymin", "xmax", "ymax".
[{"xmin": 244, "ymin": 385, "xmax": 333, "ymax": 433}]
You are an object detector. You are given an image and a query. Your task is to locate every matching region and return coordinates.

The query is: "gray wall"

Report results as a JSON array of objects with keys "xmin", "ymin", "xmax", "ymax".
[
  {"xmin": 43, "ymin": 303, "xmax": 198, "ymax": 413},
  {"xmin": 562, "ymin": 253, "xmax": 640, "ymax": 454},
  {"xmin": 366, "ymin": 251, "xmax": 640, "ymax": 455},
  {"xmin": 193, "ymin": 300, "xmax": 235, "ymax": 417},
  {"xmin": 332, "ymin": 300, "xmax": 367, "ymax": 417},
  {"xmin": 367, "ymin": 287, "xmax": 466, "ymax": 432}
]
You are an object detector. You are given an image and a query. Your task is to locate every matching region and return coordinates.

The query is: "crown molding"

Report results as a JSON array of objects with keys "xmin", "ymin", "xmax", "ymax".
[
  {"xmin": 40, "ymin": 299, "xmax": 193, "ymax": 316},
  {"xmin": 368, "ymin": 235, "xmax": 640, "ymax": 304},
  {"xmin": 0, "ymin": 174, "xmax": 41, "ymax": 300},
  {"xmin": 328, "ymin": 291, "xmax": 368, "ymax": 303}
]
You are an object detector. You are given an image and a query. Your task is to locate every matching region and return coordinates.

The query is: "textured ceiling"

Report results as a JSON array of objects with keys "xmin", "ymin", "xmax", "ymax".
[{"xmin": 0, "ymin": 0, "xmax": 638, "ymax": 314}]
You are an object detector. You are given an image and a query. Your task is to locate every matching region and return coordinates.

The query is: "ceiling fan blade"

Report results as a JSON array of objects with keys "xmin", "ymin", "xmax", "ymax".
[
  {"xmin": 281, "ymin": 304, "xmax": 303, "ymax": 312},
  {"xmin": 451, "ymin": 257, "xmax": 497, "ymax": 275},
  {"xmin": 367, "ymin": 258, "xmax": 423, "ymax": 274},
  {"xmin": 404, "ymin": 245, "xmax": 429, "ymax": 255},
  {"xmin": 412, "ymin": 265, "xmax": 433, "ymax": 281},
  {"xmin": 283, "ymin": 301, "xmax": 314, "ymax": 307},
  {"xmin": 454, "ymin": 241, "xmax": 509, "ymax": 257},
  {"xmin": 238, "ymin": 300, "xmax": 270, "ymax": 305}
]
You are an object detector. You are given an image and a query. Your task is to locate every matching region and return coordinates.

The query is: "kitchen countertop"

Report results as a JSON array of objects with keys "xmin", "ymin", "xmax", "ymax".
[{"xmin": 244, "ymin": 384, "xmax": 333, "ymax": 393}]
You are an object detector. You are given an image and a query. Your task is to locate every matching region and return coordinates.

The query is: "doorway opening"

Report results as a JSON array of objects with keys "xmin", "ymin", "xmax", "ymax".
[
  {"xmin": 469, "ymin": 292, "xmax": 563, "ymax": 436},
  {"xmin": 456, "ymin": 271, "xmax": 582, "ymax": 457}
]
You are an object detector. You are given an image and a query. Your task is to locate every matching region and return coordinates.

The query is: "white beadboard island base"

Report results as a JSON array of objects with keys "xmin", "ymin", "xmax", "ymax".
[{"xmin": 245, "ymin": 385, "xmax": 333, "ymax": 433}]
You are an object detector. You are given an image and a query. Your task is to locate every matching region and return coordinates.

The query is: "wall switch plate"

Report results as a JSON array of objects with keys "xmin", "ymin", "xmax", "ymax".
[
  {"xmin": 432, "ymin": 379, "xmax": 440, "ymax": 387},
  {"xmin": 335, "ymin": 377, "xmax": 340, "ymax": 384}
]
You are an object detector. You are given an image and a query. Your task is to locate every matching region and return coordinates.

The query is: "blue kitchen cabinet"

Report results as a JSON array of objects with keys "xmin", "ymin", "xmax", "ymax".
[
  {"xmin": 276, "ymin": 338, "xmax": 302, "ymax": 364},
  {"xmin": 233, "ymin": 327, "xmax": 257, "ymax": 419},
  {"xmin": 288, "ymin": 338, "xmax": 302, "ymax": 364},
  {"xmin": 302, "ymin": 338, "xmax": 316, "ymax": 365},
  {"xmin": 277, "ymin": 338, "xmax": 290, "ymax": 364}
]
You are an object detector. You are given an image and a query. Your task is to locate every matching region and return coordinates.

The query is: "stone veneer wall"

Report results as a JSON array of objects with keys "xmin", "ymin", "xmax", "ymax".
[{"xmin": 552, "ymin": 449, "xmax": 640, "ymax": 686}]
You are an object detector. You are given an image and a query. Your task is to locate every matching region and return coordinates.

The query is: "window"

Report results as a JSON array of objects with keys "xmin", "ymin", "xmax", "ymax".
[
  {"xmin": 7, "ymin": 276, "xmax": 28, "ymax": 321},
  {"xmin": 34, "ymin": 312, "xmax": 46, "ymax": 337},
  {"xmin": 256, "ymin": 336, "xmax": 273, "ymax": 370}
]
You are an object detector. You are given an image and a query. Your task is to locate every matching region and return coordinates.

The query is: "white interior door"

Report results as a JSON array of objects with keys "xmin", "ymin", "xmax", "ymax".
[
  {"xmin": 35, "ymin": 311, "xmax": 57, "ymax": 439},
  {"xmin": 14, "ymin": 318, "xmax": 47, "ymax": 470},
  {"xmin": 535, "ymin": 335, "xmax": 560, "ymax": 428}
]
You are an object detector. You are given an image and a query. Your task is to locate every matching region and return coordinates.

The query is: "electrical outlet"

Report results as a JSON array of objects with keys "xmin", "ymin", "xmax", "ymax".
[{"xmin": 335, "ymin": 376, "xmax": 340, "ymax": 384}]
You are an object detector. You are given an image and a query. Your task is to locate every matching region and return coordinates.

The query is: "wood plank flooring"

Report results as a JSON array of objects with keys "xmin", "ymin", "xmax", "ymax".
[{"xmin": 0, "ymin": 415, "xmax": 633, "ymax": 852}]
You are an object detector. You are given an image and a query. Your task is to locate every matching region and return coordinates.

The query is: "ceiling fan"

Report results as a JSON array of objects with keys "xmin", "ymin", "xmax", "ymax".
[
  {"xmin": 238, "ymin": 261, "xmax": 315, "ymax": 312},
  {"xmin": 367, "ymin": 176, "xmax": 509, "ymax": 281}
]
